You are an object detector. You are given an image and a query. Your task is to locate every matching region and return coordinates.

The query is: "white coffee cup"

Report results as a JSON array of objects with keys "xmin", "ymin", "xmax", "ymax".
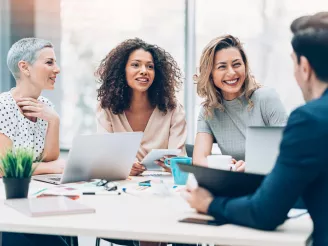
[{"xmin": 207, "ymin": 155, "xmax": 233, "ymax": 171}]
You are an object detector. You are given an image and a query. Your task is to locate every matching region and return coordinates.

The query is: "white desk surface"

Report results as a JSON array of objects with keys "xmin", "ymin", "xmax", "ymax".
[{"xmin": 0, "ymin": 173, "xmax": 313, "ymax": 246}]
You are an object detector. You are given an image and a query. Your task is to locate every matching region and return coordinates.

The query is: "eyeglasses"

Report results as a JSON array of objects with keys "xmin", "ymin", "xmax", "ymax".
[
  {"xmin": 96, "ymin": 179, "xmax": 109, "ymax": 187},
  {"xmin": 104, "ymin": 182, "xmax": 118, "ymax": 191},
  {"xmin": 96, "ymin": 179, "xmax": 117, "ymax": 191}
]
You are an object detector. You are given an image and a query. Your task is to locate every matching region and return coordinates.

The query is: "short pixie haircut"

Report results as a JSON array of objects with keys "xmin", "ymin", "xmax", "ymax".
[{"xmin": 7, "ymin": 37, "xmax": 53, "ymax": 79}]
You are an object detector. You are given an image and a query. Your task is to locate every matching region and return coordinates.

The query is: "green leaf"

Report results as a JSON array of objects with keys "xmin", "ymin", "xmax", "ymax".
[{"xmin": 0, "ymin": 147, "xmax": 35, "ymax": 178}]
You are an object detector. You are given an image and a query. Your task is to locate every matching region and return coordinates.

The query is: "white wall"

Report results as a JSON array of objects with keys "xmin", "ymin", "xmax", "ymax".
[
  {"xmin": 34, "ymin": 0, "xmax": 63, "ymax": 120},
  {"xmin": 29, "ymin": 0, "xmax": 328, "ymax": 147},
  {"xmin": 59, "ymin": 0, "xmax": 185, "ymax": 147},
  {"xmin": 0, "ymin": 0, "xmax": 11, "ymax": 92},
  {"xmin": 195, "ymin": 0, "xmax": 328, "ymax": 114}
]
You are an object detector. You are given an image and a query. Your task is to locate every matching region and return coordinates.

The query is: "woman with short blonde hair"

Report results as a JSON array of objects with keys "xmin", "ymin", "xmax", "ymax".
[
  {"xmin": 0, "ymin": 37, "xmax": 64, "ymax": 174},
  {"xmin": 193, "ymin": 35, "xmax": 287, "ymax": 171},
  {"xmin": 1, "ymin": 37, "xmax": 69, "ymax": 246}
]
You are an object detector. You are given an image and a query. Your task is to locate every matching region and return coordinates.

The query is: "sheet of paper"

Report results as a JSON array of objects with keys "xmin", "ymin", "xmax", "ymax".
[
  {"xmin": 141, "ymin": 149, "xmax": 181, "ymax": 170},
  {"xmin": 288, "ymin": 209, "xmax": 308, "ymax": 218}
]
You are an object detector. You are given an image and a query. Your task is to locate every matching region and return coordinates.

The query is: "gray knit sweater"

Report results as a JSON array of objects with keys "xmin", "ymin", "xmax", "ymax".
[{"xmin": 197, "ymin": 87, "xmax": 288, "ymax": 160}]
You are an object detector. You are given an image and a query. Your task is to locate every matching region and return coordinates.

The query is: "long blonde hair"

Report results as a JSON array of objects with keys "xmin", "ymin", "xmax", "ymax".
[{"xmin": 196, "ymin": 35, "xmax": 261, "ymax": 116}]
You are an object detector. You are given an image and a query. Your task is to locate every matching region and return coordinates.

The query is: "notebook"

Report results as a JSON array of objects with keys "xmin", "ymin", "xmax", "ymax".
[{"xmin": 5, "ymin": 196, "xmax": 96, "ymax": 217}]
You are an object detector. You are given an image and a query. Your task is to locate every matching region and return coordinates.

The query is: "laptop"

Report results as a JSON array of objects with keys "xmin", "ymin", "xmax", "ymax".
[
  {"xmin": 33, "ymin": 132, "xmax": 143, "ymax": 184},
  {"xmin": 245, "ymin": 126, "xmax": 284, "ymax": 175}
]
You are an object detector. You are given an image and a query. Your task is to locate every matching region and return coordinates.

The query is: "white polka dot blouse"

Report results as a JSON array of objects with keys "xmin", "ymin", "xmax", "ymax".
[{"xmin": 0, "ymin": 90, "xmax": 54, "ymax": 161}]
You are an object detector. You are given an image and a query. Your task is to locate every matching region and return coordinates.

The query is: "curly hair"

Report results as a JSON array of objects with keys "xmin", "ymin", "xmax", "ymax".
[
  {"xmin": 195, "ymin": 35, "xmax": 261, "ymax": 116},
  {"xmin": 96, "ymin": 38, "xmax": 183, "ymax": 115}
]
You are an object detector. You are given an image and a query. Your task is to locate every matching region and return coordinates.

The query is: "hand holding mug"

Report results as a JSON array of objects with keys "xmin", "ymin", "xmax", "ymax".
[
  {"xmin": 233, "ymin": 160, "xmax": 246, "ymax": 172},
  {"xmin": 154, "ymin": 155, "xmax": 176, "ymax": 173}
]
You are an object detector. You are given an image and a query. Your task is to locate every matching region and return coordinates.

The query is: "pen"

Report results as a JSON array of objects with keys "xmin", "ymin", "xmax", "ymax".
[
  {"xmin": 122, "ymin": 187, "xmax": 146, "ymax": 197},
  {"xmin": 122, "ymin": 187, "xmax": 136, "ymax": 196},
  {"xmin": 83, "ymin": 191, "xmax": 121, "ymax": 195},
  {"xmin": 32, "ymin": 188, "xmax": 48, "ymax": 196}
]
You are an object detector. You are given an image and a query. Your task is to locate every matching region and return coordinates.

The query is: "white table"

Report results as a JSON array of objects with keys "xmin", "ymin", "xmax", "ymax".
[{"xmin": 0, "ymin": 174, "xmax": 313, "ymax": 246}]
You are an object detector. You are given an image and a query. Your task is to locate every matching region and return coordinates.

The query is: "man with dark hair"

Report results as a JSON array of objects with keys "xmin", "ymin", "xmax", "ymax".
[{"xmin": 184, "ymin": 12, "xmax": 328, "ymax": 246}]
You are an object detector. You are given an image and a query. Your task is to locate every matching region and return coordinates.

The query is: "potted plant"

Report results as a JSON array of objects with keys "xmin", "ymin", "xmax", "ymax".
[{"xmin": 0, "ymin": 148, "xmax": 38, "ymax": 199}]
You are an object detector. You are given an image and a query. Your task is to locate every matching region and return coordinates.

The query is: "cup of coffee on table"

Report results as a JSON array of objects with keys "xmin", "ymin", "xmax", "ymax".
[{"xmin": 207, "ymin": 155, "xmax": 235, "ymax": 171}]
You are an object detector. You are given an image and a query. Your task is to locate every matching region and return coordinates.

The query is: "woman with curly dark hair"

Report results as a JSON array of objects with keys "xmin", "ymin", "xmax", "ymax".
[{"xmin": 96, "ymin": 38, "xmax": 187, "ymax": 176}]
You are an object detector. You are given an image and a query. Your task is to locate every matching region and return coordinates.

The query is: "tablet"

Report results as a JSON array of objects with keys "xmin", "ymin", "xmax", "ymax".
[
  {"xmin": 141, "ymin": 149, "xmax": 181, "ymax": 170},
  {"xmin": 177, "ymin": 163, "xmax": 265, "ymax": 197}
]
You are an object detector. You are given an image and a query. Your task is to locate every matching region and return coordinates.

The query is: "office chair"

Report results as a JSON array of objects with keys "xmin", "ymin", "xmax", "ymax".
[
  {"xmin": 185, "ymin": 144, "xmax": 194, "ymax": 157},
  {"xmin": 96, "ymin": 238, "xmax": 113, "ymax": 246},
  {"xmin": 96, "ymin": 238, "xmax": 133, "ymax": 246}
]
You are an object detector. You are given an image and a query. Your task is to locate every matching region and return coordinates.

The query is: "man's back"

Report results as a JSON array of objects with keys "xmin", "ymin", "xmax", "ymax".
[
  {"xmin": 186, "ymin": 11, "xmax": 328, "ymax": 246},
  {"xmin": 296, "ymin": 89, "xmax": 328, "ymax": 244},
  {"xmin": 208, "ymin": 89, "xmax": 328, "ymax": 246}
]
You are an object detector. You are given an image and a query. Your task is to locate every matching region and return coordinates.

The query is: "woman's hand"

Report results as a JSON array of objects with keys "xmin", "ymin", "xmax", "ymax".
[
  {"xmin": 154, "ymin": 155, "xmax": 176, "ymax": 173},
  {"xmin": 130, "ymin": 161, "xmax": 146, "ymax": 176},
  {"xmin": 231, "ymin": 159, "xmax": 246, "ymax": 172},
  {"xmin": 33, "ymin": 159, "xmax": 66, "ymax": 175},
  {"xmin": 17, "ymin": 97, "xmax": 59, "ymax": 123},
  {"xmin": 47, "ymin": 159, "xmax": 66, "ymax": 174}
]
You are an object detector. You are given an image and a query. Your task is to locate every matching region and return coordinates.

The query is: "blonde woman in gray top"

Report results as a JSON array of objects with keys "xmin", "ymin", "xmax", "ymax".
[{"xmin": 193, "ymin": 35, "xmax": 288, "ymax": 171}]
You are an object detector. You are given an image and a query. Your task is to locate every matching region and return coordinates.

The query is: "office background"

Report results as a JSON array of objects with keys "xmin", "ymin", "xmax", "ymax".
[{"xmin": 1, "ymin": 0, "xmax": 327, "ymax": 149}]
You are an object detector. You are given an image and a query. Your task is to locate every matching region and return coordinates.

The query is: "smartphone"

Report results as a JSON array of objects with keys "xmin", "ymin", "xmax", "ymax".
[
  {"xmin": 139, "ymin": 180, "xmax": 151, "ymax": 187},
  {"xmin": 178, "ymin": 217, "xmax": 225, "ymax": 226}
]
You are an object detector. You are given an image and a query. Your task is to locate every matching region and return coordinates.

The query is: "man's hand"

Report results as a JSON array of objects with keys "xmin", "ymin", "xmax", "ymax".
[{"xmin": 182, "ymin": 182, "xmax": 214, "ymax": 214}]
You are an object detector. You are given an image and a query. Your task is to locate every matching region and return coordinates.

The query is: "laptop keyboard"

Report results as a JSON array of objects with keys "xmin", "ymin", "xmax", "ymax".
[
  {"xmin": 33, "ymin": 174, "xmax": 62, "ymax": 183},
  {"xmin": 49, "ymin": 177, "xmax": 61, "ymax": 181}
]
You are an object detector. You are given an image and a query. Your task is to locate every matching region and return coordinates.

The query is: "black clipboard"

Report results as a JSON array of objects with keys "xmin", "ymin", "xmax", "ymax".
[{"xmin": 177, "ymin": 163, "xmax": 265, "ymax": 197}]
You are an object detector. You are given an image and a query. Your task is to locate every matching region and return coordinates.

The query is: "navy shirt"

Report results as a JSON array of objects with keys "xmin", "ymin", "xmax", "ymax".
[{"xmin": 208, "ymin": 88, "xmax": 328, "ymax": 246}]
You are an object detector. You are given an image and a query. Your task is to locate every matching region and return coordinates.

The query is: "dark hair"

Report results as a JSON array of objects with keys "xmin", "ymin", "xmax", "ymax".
[
  {"xmin": 96, "ymin": 38, "xmax": 183, "ymax": 114},
  {"xmin": 291, "ymin": 12, "xmax": 328, "ymax": 82}
]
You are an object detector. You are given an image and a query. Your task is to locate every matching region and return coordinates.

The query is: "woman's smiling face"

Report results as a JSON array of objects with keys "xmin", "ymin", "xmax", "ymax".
[
  {"xmin": 211, "ymin": 47, "xmax": 246, "ymax": 100},
  {"xmin": 125, "ymin": 48, "xmax": 155, "ymax": 93},
  {"xmin": 28, "ymin": 47, "xmax": 60, "ymax": 90}
]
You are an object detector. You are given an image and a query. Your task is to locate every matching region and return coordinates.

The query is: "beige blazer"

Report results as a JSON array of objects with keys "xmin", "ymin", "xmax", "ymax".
[{"xmin": 96, "ymin": 103, "xmax": 187, "ymax": 162}]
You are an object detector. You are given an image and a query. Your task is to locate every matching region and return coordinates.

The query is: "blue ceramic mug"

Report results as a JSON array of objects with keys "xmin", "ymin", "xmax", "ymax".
[{"xmin": 164, "ymin": 157, "xmax": 192, "ymax": 185}]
